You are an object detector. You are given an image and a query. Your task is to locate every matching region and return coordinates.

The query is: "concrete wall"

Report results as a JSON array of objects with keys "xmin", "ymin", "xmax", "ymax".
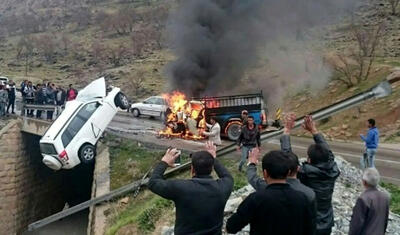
[
  {"xmin": 0, "ymin": 120, "xmax": 65, "ymax": 234},
  {"xmin": 88, "ymin": 145, "xmax": 110, "ymax": 235}
]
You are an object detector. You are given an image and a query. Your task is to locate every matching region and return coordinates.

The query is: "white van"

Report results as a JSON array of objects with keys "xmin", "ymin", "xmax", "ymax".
[{"xmin": 40, "ymin": 78, "xmax": 129, "ymax": 170}]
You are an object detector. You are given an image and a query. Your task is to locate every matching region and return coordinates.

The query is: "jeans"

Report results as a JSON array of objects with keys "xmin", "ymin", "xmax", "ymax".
[
  {"xmin": 239, "ymin": 146, "xmax": 254, "ymax": 171},
  {"xmin": 0, "ymin": 103, "xmax": 5, "ymax": 116},
  {"xmin": 360, "ymin": 148, "xmax": 377, "ymax": 169},
  {"xmin": 7, "ymin": 97, "xmax": 15, "ymax": 113}
]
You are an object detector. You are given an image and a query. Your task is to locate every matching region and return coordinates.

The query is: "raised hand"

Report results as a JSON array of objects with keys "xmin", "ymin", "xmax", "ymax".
[
  {"xmin": 248, "ymin": 147, "xmax": 260, "ymax": 165},
  {"xmin": 301, "ymin": 115, "xmax": 318, "ymax": 134},
  {"xmin": 205, "ymin": 141, "xmax": 217, "ymax": 158},
  {"xmin": 283, "ymin": 112, "xmax": 296, "ymax": 134},
  {"xmin": 161, "ymin": 148, "xmax": 181, "ymax": 167}
]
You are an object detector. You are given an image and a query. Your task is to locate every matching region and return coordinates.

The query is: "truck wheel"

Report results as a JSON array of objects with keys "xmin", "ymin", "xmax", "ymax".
[
  {"xmin": 115, "ymin": 92, "xmax": 129, "ymax": 110},
  {"xmin": 226, "ymin": 122, "xmax": 242, "ymax": 141},
  {"xmin": 79, "ymin": 144, "xmax": 96, "ymax": 164}
]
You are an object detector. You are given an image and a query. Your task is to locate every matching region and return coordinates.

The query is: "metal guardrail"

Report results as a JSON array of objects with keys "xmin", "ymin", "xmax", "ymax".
[
  {"xmin": 27, "ymin": 77, "xmax": 399, "ymax": 231},
  {"xmin": 21, "ymin": 103, "xmax": 63, "ymax": 117}
]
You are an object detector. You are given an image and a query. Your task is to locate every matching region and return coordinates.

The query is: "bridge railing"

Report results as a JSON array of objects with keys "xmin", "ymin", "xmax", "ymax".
[{"xmin": 21, "ymin": 103, "xmax": 64, "ymax": 119}]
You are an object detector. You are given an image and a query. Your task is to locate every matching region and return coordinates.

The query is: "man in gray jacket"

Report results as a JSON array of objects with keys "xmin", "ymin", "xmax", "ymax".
[{"xmin": 349, "ymin": 168, "xmax": 390, "ymax": 235}]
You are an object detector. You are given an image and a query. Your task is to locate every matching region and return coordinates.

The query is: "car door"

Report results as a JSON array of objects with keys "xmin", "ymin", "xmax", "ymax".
[
  {"xmin": 141, "ymin": 97, "xmax": 157, "ymax": 116},
  {"xmin": 153, "ymin": 97, "xmax": 165, "ymax": 117},
  {"xmin": 90, "ymin": 100, "xmax": 116, "ymax": 136}
]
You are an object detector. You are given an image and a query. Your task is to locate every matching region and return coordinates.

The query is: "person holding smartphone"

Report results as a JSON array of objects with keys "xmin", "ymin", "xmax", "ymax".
[{"xmin": 148, "ymin": 141, "xmax": 233, "ymax": 235}]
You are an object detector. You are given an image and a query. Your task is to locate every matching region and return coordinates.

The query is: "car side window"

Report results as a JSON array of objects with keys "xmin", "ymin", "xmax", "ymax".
[
  {"xmin": 61, "ymin": 102, "xmax": 98, "ymax": 147},
  {"xmin": 145, "ymin": 97, "xmax": 157, "ymax": 104},
  {"xmin": 155, "ymin": 98, "xmax": 164, "ymax": 105}
]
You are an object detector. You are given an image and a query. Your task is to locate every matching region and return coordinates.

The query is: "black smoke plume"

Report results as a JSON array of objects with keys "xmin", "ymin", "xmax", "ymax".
[{"xmin": 165, "ymin": 0, "xmax": 359, "ymax": 97}]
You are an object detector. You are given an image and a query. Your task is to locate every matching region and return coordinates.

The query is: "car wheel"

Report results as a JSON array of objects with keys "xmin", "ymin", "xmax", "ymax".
[
  {"xmin": 226, "ymin": 122, "xmax": 242, "ymax": 141},
  {"xmin": 115, "ymin": 92, "xmax": 129, "ymax": 110},
  {"xmin": 132, "ymin": 108, "xmax": 140, "ymax": 117},
  {"xmin": 79, "ymin": 144, "xmax": 96, "ymax": 164}
]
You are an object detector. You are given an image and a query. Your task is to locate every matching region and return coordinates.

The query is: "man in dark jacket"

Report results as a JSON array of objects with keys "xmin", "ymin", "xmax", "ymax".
[
  {"xmin": 285, "ymin": 114, "xmax": 340, "ymax": 235},
  {"xmin": 148, "ymin": 141, "xmax": 233, "ymax": 235},
  {"xmin": 46, "ymin": 83, "xmax": 56, "ymax": 121},
  {"xmin": 349, "ymin": 168, "xmax": 389, "ymax": 235},
  {"xmin": 35, "ymin": 84, "xmax": 45, "ymax": 119},
  {"xmin": 226, "ymin": 150, "xmax": 315, "ymax": 235},
  {"xmin": 237, "ymin": 116, "xmax": 261, "ymax": 172},
  {"xmin": 246, "ymin": 114, "xmax": 317, "ymax": 231},
  {"xmin": 6, "ymin": 80, "xmax": 16, "ymax": 114}
]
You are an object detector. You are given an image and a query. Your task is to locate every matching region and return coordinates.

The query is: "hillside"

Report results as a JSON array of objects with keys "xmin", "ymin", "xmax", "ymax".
[{"xmin": 0, "ymin": 0, "xmax": 399, "ymax": 141}]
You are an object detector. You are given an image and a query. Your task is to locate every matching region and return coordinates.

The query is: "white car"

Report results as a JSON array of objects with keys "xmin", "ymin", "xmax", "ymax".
[
  {"xmin": 0, "ymin": 76, "xmax": 8, "ymax": 86},
  {"xmin": 40, "ymin": 77, "xmax": 129, "ymax": 170},
  {"xmin": 130, "ymin": 96, "xmax": 169, "ymax": 120}
]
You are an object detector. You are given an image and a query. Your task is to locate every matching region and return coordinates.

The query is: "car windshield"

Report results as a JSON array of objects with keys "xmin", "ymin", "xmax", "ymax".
[
  {"xmin": 40, "ymin": 143, "xmax": 57, "ymax": 155},
  {"xmin": 76, "ymin": 77, "xmax": 106, "ymax": 102}
]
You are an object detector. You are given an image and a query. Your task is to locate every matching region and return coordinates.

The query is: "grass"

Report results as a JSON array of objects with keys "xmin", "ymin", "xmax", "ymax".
[
  {"xmin": 106, "ymin": 134, "xmax": 192, "ymax": 234},
  {"xmin": 219, "ymin": 157, "xmax": 253, "ymax": 191},
  {"xmin": 106, "ymin": 192, "xmax": 173, "ymax": 235},
  {"xmin": 380, "ymin": 182, "xmax": 400, "ymax": 215},
  {"xmin": 108, "ymin": 136, "xmax": 165, "ymax": 190}
]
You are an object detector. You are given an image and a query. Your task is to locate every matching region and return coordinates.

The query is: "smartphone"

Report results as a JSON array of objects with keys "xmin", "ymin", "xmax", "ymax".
[{"xmin": 174, "ymin": 150, "xmax": 182, "ymax": 166}]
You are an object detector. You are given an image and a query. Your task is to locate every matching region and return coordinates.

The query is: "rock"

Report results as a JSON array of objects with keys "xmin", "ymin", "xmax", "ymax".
[
  {"xmin": 119, "ymin": 197, "xmax": 129, "ymax": 205},
  {"xmin": 331, "ymin": 126, "xmax": 340, "ymax": 131},
  {"xmin": 59, "ymin": 64, "xmax": 71, "ymax": 70},
  {"xmin": 345, "ymin": 132, "xmax": 352, "ymax": 137},
  {"xmin": 161, "ymin": 226, "xmax": 174, "ymax": 235},
  {"xmin": 224, "ymin": 197, "xmax": 243, "ymax": 214},
  {"xmin": 342, "ymin": 124, "xmax": 349, "ymax": 130},
  {"xmin": 7, "ymin": 62, "xmax": 21, "ymax": 67},
  {"xmin": 359, "ymin": 107, "xmax": 368, "ymax": 113}
]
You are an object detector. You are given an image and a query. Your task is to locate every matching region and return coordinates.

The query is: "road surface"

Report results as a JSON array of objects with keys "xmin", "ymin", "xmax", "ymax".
[{"xmin": 109, "ymin": 112, "xmax": 400, "ymax": 185}]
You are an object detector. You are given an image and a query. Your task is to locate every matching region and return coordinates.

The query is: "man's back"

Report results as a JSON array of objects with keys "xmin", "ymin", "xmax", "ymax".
[
  {"xmin": 226, "ymin": 184, "xmax": 314, "ymax": 235},
  {"xmin": 148, "ymin": 159, "xmax": 233, "ymax": 235},
  {"xmin": 299, "ymin": 161, "xmax": 339, "ymax": 232},
  {"xmin": 172, "ymin": 176, "xmax": 231, "ymax": 234},
  {"xmin": 349, "ymin": 188, "xmax": 390, "ymax": 235}
]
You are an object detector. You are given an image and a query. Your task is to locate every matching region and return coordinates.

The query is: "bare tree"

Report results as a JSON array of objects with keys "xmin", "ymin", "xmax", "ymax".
[
  {"xmin": 16, "ymin": 36, "xmax": 34, "ymax": 76},
  {"xmin": 128, "ymin": 69, "xmax": 145, "ymax": 96},
  {"xmin": 91, "ymin": 41, "xmax": 106, "ymax": 64},
  {"xmin": 107, "ymin": 44, "xmax": 128, "ymax": 67},
  {"xmin": 130, "ymin": 27, "xmax": 147, "ymax": 57},
  {"xmin": 333, "ymin": 23, "xmax": 385, "ymax": 87},
  {"xmin": 59, "ymin": 34, "xmax": 71, "ymax": 54},
  {"xmin": 71, "ymin": 6, "xmax": 91, "ymax": 30},
  {"xmin": 34, "ymin": 34, "xmax": 57, "ymax": 63},
  {"xmin": 388, "ymin": 0, "xmax": 400, "ymax": 15}
]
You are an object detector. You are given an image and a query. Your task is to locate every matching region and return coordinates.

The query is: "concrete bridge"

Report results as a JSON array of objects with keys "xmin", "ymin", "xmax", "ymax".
[
  {"xmin": 0, "ymin": 118, "xmax": 93, "ymax": 234},
  {"xmin": 21, "ymin": 117, "xmax": 51, "ymax": 137}
]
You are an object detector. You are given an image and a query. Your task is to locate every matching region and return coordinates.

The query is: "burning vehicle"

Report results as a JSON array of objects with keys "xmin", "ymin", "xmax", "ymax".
[{"xmin": 159, "ymin": 92, "xmax": 269, "ymax": 141}]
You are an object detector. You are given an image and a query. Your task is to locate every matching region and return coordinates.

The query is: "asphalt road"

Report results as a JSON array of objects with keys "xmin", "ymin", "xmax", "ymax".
[{"xmin": 110, "ymin": 112, "xmax": 400, "ymax": 185}]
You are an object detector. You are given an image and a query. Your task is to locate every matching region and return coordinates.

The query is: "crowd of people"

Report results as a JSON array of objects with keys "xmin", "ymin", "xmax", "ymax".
[
  {"xmin": 148, "ymin": 114, "xmax": 389, "ymax": 235},
  {"xmin": 0, "ymin": 79, "xmax": 78, "ymax": 121}
]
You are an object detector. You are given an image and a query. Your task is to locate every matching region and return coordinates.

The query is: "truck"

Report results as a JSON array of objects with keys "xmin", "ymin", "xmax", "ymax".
[{"xmin": 191, "ymin": 92, "xmax": 269, "ymax": 141}]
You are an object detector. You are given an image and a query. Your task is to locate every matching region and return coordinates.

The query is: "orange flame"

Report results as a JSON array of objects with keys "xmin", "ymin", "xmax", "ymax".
[{"xmin": 159, "ymin": 91, "xmax": 206, "ymax": 140}]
